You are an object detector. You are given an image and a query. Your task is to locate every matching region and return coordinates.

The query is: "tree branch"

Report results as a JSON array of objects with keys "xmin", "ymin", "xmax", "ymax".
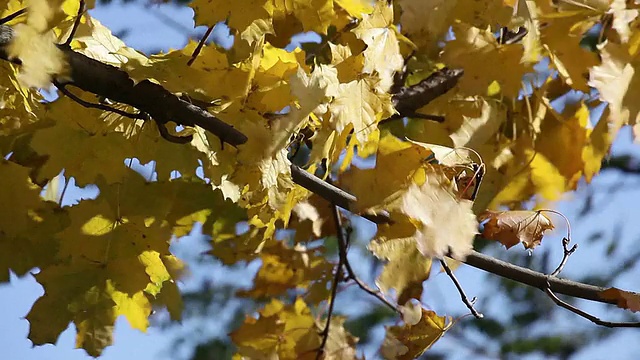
[
  {"xmin": 0, "ymin": 23, "xmax": 636, "ymax": 322},
  {"xmin": 316, "ymin": 206, "xmax": 344, "ymax": 360},
  {"xmin": 440, "ymin": 259, "xmax": 483, "ymax": 319},
  {"xmin": 0, "ymin": 24, "xmax": 248, "ymax": 147},
  {"xmin": 388, "ymin": 67, "xmax": 463, "ymax": 120},
  {"xmin": 462, "ymin": 250, "xmax": 618, "ymax": 305},
  {"xmin": 333, "ymin": 206, "xmax": 400, "ymax": 314},
  {"xmin": 544, "ymin": 282, "xmax": 640, "ymax": 328}
]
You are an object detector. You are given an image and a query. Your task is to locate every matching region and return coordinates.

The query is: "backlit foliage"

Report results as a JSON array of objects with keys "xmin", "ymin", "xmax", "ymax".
[{"xmin": 0, "ymin": 0, "xmax": 637, "ymax": 358}]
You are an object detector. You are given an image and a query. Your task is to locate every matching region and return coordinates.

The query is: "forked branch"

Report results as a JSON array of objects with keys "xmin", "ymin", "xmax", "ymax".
[
  {"xmin": 0, "ymin": 18, "xmax": 637, "ymax": 329},
  {"xmin": 332, "ymin": 205, "xmax": 400, "ymax": 314},
  {"xmin": 440, "ymin": 259, "xmax": 483, "ymax": 319},
  {"xmin": 544, "ymin": 282, "xmax": 640, "ymax": 328}
]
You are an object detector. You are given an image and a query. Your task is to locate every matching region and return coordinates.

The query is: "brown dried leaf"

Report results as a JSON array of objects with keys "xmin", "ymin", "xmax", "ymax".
[
  {"xmin": 480, "ymin": 210, "xmax": 554, "ymax": 249},
  {"xmin": 599, "ymin": 287, "xmax": 640, "ymax": 313}
]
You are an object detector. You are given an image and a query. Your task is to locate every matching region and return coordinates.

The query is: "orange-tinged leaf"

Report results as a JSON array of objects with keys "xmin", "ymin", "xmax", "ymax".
[
  {"xmin": 599, "ymin": 287, "xmax": 640, "ymax": 312},
  {"xmin": 480, "ymin": 210, "xmax": 555, "ymax": 249}
]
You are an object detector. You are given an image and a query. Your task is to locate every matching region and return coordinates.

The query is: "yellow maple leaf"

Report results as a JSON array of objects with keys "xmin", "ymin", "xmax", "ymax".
[
  {"xmin": 24, "ymin": 172, "xmax": 188, "ymax": 355},
  {"xmin": 380, "ymin": 309, "xmax": 452, "ymax": 360},
  {"xmin": 290, "ymin": 0, "xmax": 335, "ymax": 34},
  {"xmin": 335, "ymin": 0, "xmax": 373, "ymax": 18},
  {"xmin": 0, "ymin": 161, "xmax": 65, "ymax": 281},
  {"xmin": 538, "ymin": 10, "xmax": 599, "ymax": 91},
  {"xmin": 239, "ymin": 241, "xmax": 332, "ymax": 298},
  {"xmin": 534, "ymin": 102, "xmax": 611, "ymax": 189},
  {"xmin": 340, "ymin": 133, "xmax": 433, "ymax": 212},
  {"xmin": 398, "ymin": 0, "xmax": 512, "ymax": 53},
  {"xmin": 588, "ymin": 42, "xmax": 640, "ymax": 134},
  {"xmin": 7, "ymin": 0, "xmax": 67, "ymax": 88},
  {"xmin": 397, "ymin": 0, "xmax": 457, "ymax": 51},
  {"xmin": 330, "ymin": 77, "xmax": 393, "ymax": 146},
  {"xmin": 0, "ymin": 160, "xmax": 41, "ymax": 238},
  {"xmin": 491, "ymin": 148, "xmax": 567, "ymax": 207},
  {"xmin": 26, "ymin": 263, "xmax": 154, "ymax": 357},
  {"xmin": 352, "ymin": 0, "xmax": 403, "ymax": 91},
  {"xmin": 71, "ymin": 15, "xmax": 138, "ymax": 66},
  {"xmin": 398, "ymin": 172, "xmax": 478, "ymax": 259},
  {"xmin": 231, "ymin": 298, "xmax": 321, "ymax": 360},
  {"xmin": 190, "ymin": 0, "xmax": 273, "ymax": 31},
  {"xmin": 30, "ymin": 106, "xmax": 134, "ymax": 185},
  {"xmin": 442, "ymin": 24, "xmax": 531, "ymax": 97},
  {"xmin": 369, "ymin": 231, "xmax": 433, "ymax": 303}
]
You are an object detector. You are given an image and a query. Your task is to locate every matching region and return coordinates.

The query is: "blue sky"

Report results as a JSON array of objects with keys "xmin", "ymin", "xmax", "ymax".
[{"xmin": 2, "ymin": 2, "xmax": 640, "ymax": 360}]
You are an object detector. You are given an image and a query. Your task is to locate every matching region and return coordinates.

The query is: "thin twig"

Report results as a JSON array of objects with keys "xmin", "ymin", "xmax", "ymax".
[
  {"xmin": 316, "ymin": 207, "xmax": 344, "ymax": 360},
  {"xmin": 498, "ymin": 26, "xmax": 528, "ymax": 45},
  {"xmin": 550, "ymin": 237, "xmax": 578, "ymax": 276},
  {"xmin": 58, "ymin": 175, "xmax": 70, "ymax": 206},
  {"xmin": 0, "ymin": 8, "xmax": 26, "ymax": 25},
  {"xmin": 543, "ymin": 281, "xmax": 640, "ymax": 328},
  {"xmin": 331, "ymin": 205, "xmax": 401, "ymax": 314},
  {"xmin": 54, "ymin": 80, "xmax": 147, "ymax": 119},
  {"xmin": 63, "ymin": 0, "xmax": 84, "ymax": 47},
  {"xmin": 187, "ymin": 25, "xmax": 214, "ymax": 66},
  {"xmin": 156, "ymin": 120, "xmax": 193, "ymax": 144},
  {"xmin": 440, "ymin": 259, "xmax": 484, "ymax": 319},
  {"xmin": 379, "ymin": 112, "xmax": 445, "ymax": 125}
]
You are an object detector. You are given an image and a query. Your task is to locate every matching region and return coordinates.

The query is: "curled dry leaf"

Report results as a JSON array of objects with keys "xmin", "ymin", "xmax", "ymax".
[
  {"xmin": 599, "ymin": 287, "xmax": 640, "ymax": 313},
  {"xmin": 480, "ymin": 210, "xmax": 555, "ymax": 250}
]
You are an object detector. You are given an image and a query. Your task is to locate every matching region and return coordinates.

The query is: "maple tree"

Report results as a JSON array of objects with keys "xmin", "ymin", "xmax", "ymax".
[{"xmin": 2, "ymin": 0, "xmax": 640, "ymax": 358}]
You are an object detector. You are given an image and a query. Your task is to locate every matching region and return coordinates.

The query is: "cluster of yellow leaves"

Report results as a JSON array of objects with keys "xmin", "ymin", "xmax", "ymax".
[{"xmin": 0, "ymin": 0, "xmax": 638, "ymax": 358}]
